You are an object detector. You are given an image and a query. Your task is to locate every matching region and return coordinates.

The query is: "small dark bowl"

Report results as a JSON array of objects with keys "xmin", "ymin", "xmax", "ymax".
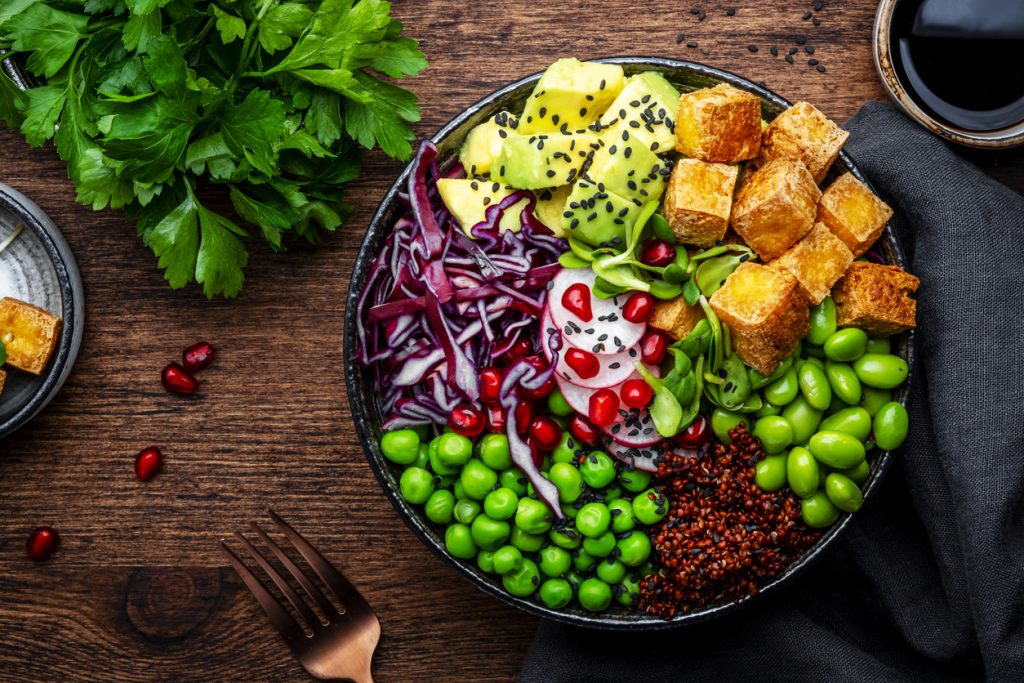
[{"xmin": 344, "ymin": 58, "xmax": 914, "ymax": 629}]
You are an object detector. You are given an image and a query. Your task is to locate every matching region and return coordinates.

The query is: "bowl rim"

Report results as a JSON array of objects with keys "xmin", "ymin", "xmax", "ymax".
[
  {"xmin": 0, "ymin": 182, "xmax": 85, "ymax": 441},
  {"xmin": 344, "ymin": 56, "xmax": 913, "ymax": 629},
  {"xmin": 873, "ymin": 0, "xmax": 1024, "ymax": 149}
]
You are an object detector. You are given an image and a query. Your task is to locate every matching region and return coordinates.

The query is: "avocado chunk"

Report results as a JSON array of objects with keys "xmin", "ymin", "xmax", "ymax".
[
  {"xmin": 585, "ymin": 134, "xmax": 667, "ymax": 203},
  {"xmin": 519, "ymin": 58, "xmax": 625, "ymax": 134},
  {"xmin": 560, "ymin": 179, "xmax": 641, "ymax": 247},
  {"xmin": 459, "ymin": 110, "xmax": 518, "ymax": 176},
  {"xmin": 598, "ymin": 72, "xmax": 681, "ymax": 154},
  {"xmin": 534, "ymin": 186, "xmax": 572, "ymax": 238},
  {"xmin": 437, "ymin": 178, "xmax": 529, "ymax": 236},
  {"xmin": 494, "ymin": 131, "xmax": 599, "ymax": 190}
]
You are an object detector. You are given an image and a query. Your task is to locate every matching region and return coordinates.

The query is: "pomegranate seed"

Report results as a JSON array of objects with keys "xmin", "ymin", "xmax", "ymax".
[
  {"xmin": 161, "ymin": 362, "xmax": 198, "ymax": 395},
  {"xmin": 564, "ymin": 348, "xmax": 600, "ymax": 380},
  {"xmin": 135, "ymin": 446, "xmax": 163, "ymax": 481},
  {"xmin": 26, "ymin": 526, "xmax": 59, "ymax": 561},
  {"xmin": 499, "ymin": 339, "xmax": 532, "ymax": 366},
  {"xmin": 567, "ymin": 413, "xmax": 601, "ymax": 447},
  {"xmin": 448, "ymin": 403, "xmax": 485, "ymax": 438},
  {"xmin": 622, "ymin": 292, "xmax": 655, "ymax": 324},
  {"xmin": 485, "ymin": 406, "xmax": 506, "ymax": 433},
  {"xmin": 479, "ymin": 367, "xmax": 503, "ymax": 405},
  {"xmin": 519, "ymin": 355, "xmax": 554, "ymax": 400},
  {"xmin": 529, "ymin": 416, "xmax": 563, "ymax": 451},
  {"xmin": 589, "ymin": 388, "xmax": 620, "ymax": 427},
  {"xmin": 675, "ymin": 414, "xmax": 711, "ymax": 450},
  {"xmin": 640, "ymin": 331, "xmax": 668, "ymax": 365},
  {"xmin": 640, "ymin": 239, "xmax": 676, "ymax": 268},
  {"xmin": 561, "ymin": 283, "xmax": 593, "ymax": 321},
  {"xmin": 514, "ymin": 400, "xmax": 535, "ymax": 436},
  {"xmin": 182, "ymin": 341, "xmax": 215, "ymax": 373},
  {"xmin": 621, "ymin": 378, "xmax": 654, "ymax": 409},
  {"xmin": 530, "ymin": 443, "xmax": 544, "ymax": 469}
]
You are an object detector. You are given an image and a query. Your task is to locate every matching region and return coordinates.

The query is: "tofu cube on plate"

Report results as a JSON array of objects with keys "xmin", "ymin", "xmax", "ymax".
[
  {"xmin": 0, "ymin": 297, "xmax": 62, "ymax": 376},
  {"xmin": 675, "ymin": 83, "xmax": 762, "ymax": 163},
  {"xmin": 771, "ymin": 223, "xmax": 854, "ymax": 305},
  {"xmin": 817, "ymin": 172, "xmax": 894, "ymax": 257},
  {"xmin": 662, "ymin": 158, "xmax": 739, "ymax": 248},
  {"xmin": 832, "ymin": 262, "xmax": 919, "ymax": 336},
  {"xmin": 759, "ymin": 101, "xmax": 849, "ymax": 183},
  {"xmin": 730, "ymin": 159, "xmax": 821, "ymax": 261}
]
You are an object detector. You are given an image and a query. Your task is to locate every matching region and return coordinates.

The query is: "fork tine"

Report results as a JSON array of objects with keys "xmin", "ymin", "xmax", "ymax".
[
  {"xmin": 268, "ymin": 509, "xmax": 372, "ymax": 615},
  {"xmin": 248, "ymin": 522, "xmax": 338, "ymax": 621},
  {"xmin": 220, "ymin": 540, "xmax": 301, "ymax": 640},
  {"xmin": 234, "ymin": 529, "xmax": 322, "ymax": 630}
]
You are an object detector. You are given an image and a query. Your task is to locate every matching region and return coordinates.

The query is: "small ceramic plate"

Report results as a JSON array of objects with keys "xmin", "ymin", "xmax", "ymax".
[{"xmin": 0, "ymin": 183, "xmax": 84, "ymax": 440}]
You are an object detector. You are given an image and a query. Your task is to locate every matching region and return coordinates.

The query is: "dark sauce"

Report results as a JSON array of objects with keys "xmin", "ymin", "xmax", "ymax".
[{"xmin": 890, "ymin": 0, "xmax": 1024, "ymax": 131}]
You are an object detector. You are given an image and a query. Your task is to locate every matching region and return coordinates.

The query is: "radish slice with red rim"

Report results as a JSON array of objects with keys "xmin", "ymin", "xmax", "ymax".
[{"xmin": 547, "ymin": 268, "xmax": 646, "ymax": 355}]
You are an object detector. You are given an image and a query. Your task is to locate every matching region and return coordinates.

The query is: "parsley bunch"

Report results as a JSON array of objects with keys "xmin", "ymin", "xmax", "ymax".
[{"xmin": 0, "ymin": 0, "xmax": 426, "ymax": 297}]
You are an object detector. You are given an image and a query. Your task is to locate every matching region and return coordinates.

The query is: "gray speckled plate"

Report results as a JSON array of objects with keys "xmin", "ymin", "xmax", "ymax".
[{"xmin": 0, "ymin": 183, "xmax": 84, "ymax": 440}]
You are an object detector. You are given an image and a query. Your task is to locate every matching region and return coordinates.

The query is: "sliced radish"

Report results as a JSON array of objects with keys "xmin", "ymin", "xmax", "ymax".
[
  {"xmin": 602, "ymin": 407, "xmax": 661, "ymax": 447},
  {"xmin": 604, "ymin": 439, "xmax": 663, "ymax": 473},
  {"xmin": 541, "ymin": 311, "xmax": 641, "ymax": 389},
  {"xmin": 547, "ymin": 268, "xmax": 646, "ymax": 355}
]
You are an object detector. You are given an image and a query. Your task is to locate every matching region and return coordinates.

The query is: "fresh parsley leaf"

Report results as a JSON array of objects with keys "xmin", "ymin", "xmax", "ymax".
[
  {"xmin": 20, "ymin": 85, "xmax": 66, "ymax": 146},
  {"xmin": 5, "ymin": 3, "xmax": 89, "ymax": 78},
  {"xmin": 229, "ymin": 183, "xmax": 298, "ymax": 250},
  {"xmin": 147, "ymin": 189, "xmax": 201, "ymax": 290},
  {"xmin": 219, "ymin": 88, "xmax": 285, "ymax": 177},
  {"xmin": 101, "ymin": 92, "xmax": 201, "ymax": 183},
  {"xmin": 344, "ymin": 71, "xmax": 419, "ymax": 159},
  {"xmin": 304, "ymin": 90, "xmax": 343, "ymax": 146},
  {"xmin": 122, "ymin": 8, "xmax": 162, "ymax": 51},
  {"xmin": 195, "ymin": 201, "xmax": 248, "ymax": 298},
  {"xmin": 0, "ymin": 69, "xmax": 28, "ymax": 128},
  {"xmin": 211, "ymin": 6, "xmax": 246, "ymax": 45},
  {"xmin": 258, "ymin": 3, "xmax": 313, "ymax": 54}
]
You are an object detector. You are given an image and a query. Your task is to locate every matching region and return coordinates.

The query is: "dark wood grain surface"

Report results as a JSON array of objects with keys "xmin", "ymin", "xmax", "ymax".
[{"xmin": 1, "ymin": 2, "xmax": 1020, "ymax": 681}]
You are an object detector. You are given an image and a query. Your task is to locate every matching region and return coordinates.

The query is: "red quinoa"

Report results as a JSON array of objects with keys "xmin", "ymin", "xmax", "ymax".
[{"xmin": 638, "ymin": 424, "xmax": 820, "ymax": 618}]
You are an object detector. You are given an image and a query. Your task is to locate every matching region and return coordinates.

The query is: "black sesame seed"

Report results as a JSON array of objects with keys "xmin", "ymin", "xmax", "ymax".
[
  {"xmin": 689, "ymin": 6, "xmax": 699, "ymax": 14},
  {"xmin": 676, "ymin": 32, "xmax": 685, "ymax": 44},
  {"xmin": 624, "ymin": 147, "xmax": 632, "ymax": 158},
  {"xmin": 816, "ymin": 64, "xmax": 826, "ymax": 73},
  {"xmin": 546, "ymin": 170, "xmax": 556, "ymax": 178},
  {"xmin": 650, "ymin": 141, "xmax": 659, "ymax": 151},
  {"xmin": 492, "ymin": 182, "xmax": 500, "ymax": 192},
  {"xmin": 785, "ymin": 54, "xmax": 794, "ymax": 64},
  {"xmin": 539, "ymin": 106, "xmax": 547, "ymax": 118},
  {"xmin": 769, "ymin": 46, "xmax": 778, "ymax": 56},
  {"xmin": 470, "ymin": 181, "xmax": 479, "ymax": 190},
  {"xmin": 813, "ymin": 17, "xmax": 821, "ymax": 26},
  {"xmin": 747, "ymin": 44, "xmax": 758, "ymax": 53},
  {"xmin": 687, "ymin": 41, "xmax": 698, "ymax": 48},
  {"xmin": 808, "ymin": 58, "xmax": 819, "ymax": 66},
  {"xmin": 795, "ymin": 35, "xmax": 807, "ymax": 44},
  {"xmin": 805, "ymin": 45, "xmax": 815, "ymax": 54},
  {"xmin": 552, "ymin": 114, "xmax": 560, "ymax": 125},
  {"xmin": 482, "ymin": 197, "xmax": 491, "ymax": 206},
  {"xmin": 803, "ymin": 11, "xmax": 812, "ymax": 20},
  {"xmin": 789, "ymin": 47, "xmax": 799, "ymax": 55},
  {"xmin": 726, "ymin": 7, "xmax": 736, "ymax": 16},
  {"xmin": 814, "ymin": 1, "xmax": 824, "ymax": 10}
]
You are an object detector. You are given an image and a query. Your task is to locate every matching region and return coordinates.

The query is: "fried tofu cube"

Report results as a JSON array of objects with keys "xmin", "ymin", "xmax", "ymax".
[
  {"xmin": 675, "ymin": 84, "xmax": 762, "ymax": 163},
  {"xmin": 662, "ymin": 159, "xmax": 739, "ymax": 247},
  {"xmin": 832, "ymin": 262, "xmax": 919, "ymax": 336},
  {"xmin": 759, "ymin": 102, "xmax": 849, "ymax": 183},
  {"xmin": 817, "ymin": 172, "xmax": 894, "ymax": 257},
  {"xmin": 0, "ymin": 368, "xmax": 6, "ymax": 398},
  {"xmin": 0, "ymin": 297, "xmax": 62, "ymax": 375},
  {"xmin": 771, "ymin": 223, "xmax": 854, "ymax": 304},
  {"xmin": 730, "ymin": 159, "xmax": 821, "ymax": 261},
  {"xmin": 709, "ymin": 262, "xmax": 809, "ymax": 375},
  {"xmin": 649, "ymin": 296, "xmax": 705, "ymax": 341}
]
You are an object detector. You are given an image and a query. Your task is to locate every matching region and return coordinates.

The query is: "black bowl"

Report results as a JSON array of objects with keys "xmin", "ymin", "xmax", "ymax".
[{"xmin": 344, "ymin": 57, "xmax": 914, "ymax": 629}]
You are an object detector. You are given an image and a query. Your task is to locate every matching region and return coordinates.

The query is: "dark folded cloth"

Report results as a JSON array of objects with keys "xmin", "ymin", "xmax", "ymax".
[{"xmin": 519, "ymin": 102, "xmax": 1024, "ymax": 683}]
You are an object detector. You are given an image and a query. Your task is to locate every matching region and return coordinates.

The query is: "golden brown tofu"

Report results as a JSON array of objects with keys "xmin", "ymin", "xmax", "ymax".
[
  {"xmin": 0, "ymin": 367, "xmax": 6, "ymax": 398},
  {"xmin": 649, "ymin": 296, "xmax": 705, "ymax": 341},
  {"xmin": 709, "ymin": 262, "xmax": 809, "ymax": 375},
  {"xmin": 730, "ymin": 159, "xmax": 821, "ymax": 261},
  {"xmin": 0, "ymin": 297, "xmax": 62, "ymax": 375},
  {"xmin": 675, "ymin": 84, "xmax": 762, "ymax": 163},
  {"xmin": 832, "ymin": 262, "xmax": 919, "ymax": 336},
  {"xmin": 662, "ymin": 159, "xmax": 739, "ymax": 248},
  {"xmin": 771, "ymin": 223, "xmax": 854, "ymax": 305},
  {"xmin": 759, "ymin": 102, "xmax": 849, "ymax": 183},
  {"xmin": 817, "ymin": 172, "xmax": 894, "ymax": 257}
]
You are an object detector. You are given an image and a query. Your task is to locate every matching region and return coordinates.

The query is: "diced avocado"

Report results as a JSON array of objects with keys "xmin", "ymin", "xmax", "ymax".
[
  {"xmin": 519, "ymin": 58, "xmax": 625, "ymax": 134},
  {"xmin": 560, "ymin": 179, "xmax": 641, "ymax": 247},
  {"xmin": 437, "ymin": 178, "xmax": 529, "ymax": 236},
  {"xmin": 534, "ymin": 186, "xmax": 572, "ymax": 237},
  {"xmin": 598, "ymin": 72, "xmax": 681, "ymax": 153},
  {"xmin": 459, "ymin": 110, "xmax": 518, "ymax": 176},
  {"xmin": 495, "ymin": 131, "xmax": 599, "ymax": 190},
  {"xmin": 585, "ymin": 135, "xmax": 667, "ymax": 204}
]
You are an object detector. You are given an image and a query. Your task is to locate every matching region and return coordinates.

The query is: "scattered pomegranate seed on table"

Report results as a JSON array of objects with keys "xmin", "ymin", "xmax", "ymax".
[
  {"xmin": 182, "ymin": 341, "xmax": 216, "ymax": 373},
  {"xmin": 134, "ymin": 446, "xmax": 163, "ymax": 481},
  {"xmin": 448, "ymin": 404, "xmax": 485, "ymax": 438},
  {"xmin": 161, "ymin": 362, "xmax": 198, "ymax": 395},
  {"xmin": 26, "ymin": 526, "xmax": 60, "ymax": 561}
]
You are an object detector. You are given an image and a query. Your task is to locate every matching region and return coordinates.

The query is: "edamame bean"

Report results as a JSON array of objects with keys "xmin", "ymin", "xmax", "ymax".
[
  {"xmin": 445, "ymin": 523, "xmax": 477, "ymax": 559},
  {"xmin": 380, "ymin": 429, "xmax": 421, "ymax": 465},
  {"xmin": 616, "ymin": 530, "xmax": 652, "ymax": 566},
  {"xmin": 580, "ymin": 451, "xmax": 617, "ymax": 488},
  {"xmin": 755, "ymin": 454, "xmax": 788, "ymax": 491},
  {"xmin": 861, "ymin": 387, "xmax": 893, "ymax": 417},
  {"xmin": 801, "ymin": 491, "xmax": 840, "ymax": 528},
  {"xmin": 764, "ymin": 368, "xmax": 800, "ymax": 406},
  {"xmin": 551, "ymin": 432, "xmax": 577, "ymax": 464},
  {"xmin": 819, "ymin": 407, "xmax": 872, "ymax": 441},
  {"xmin": 753, "ymin": 416, "xmax": 794, "ymax": 454},
  {"xmin": 515, "ymin": 498, "xmax": 553, "ymax": 535},
  {"xmin": 476, "ymin": 549, "xmax": 496, "ymax": 573},
  {"xmin": 809, "ymin": 431, "xmax": 866, "ymax": 468},
  {"xmin": 539, "ymin": 545, "xmax": 572, "ymax": 577},
  {"xmin": 483, "ymin": 487, "xmax": 519, "ymax": 520},
  {"xmin": 841, "ymin": 460, "xmax": 871, "ymax": 485},
  {"xmin": 471, "ymin": 514, "xmax": 511, "ymax": 550},
  {"xmin": 436, "ymin": 432, "xmax": 474, "ymax": 468},
  {"xmin": 509, "ymin": 526, "xmax": 545, "ymax": 552},
  {"xmin": 802, "ymin": 344, "xmax": 826, "ymax": 359},
  {"xmin": 787, "ymin": 446, "xmax": 820, "ymax": 498},
  {"xmin": 749, "ymin": 355, "xmax": 794, "ymax": 390},
  {"xmin": 549, "ymin": 462, "xmax": 585, "ymax": 503},
  {"xmin": 502, "ymin": 558, "xmax": 540, "ymax": 597},
  {"xmin": 866, "ymin": 337, "xmax": 891, "ymax": 354},
  {"xmin": 874, "ymin": 402, "xmax": 909, "ymax": 450},
  {"xmin": 547, "ymin": 389, "xmax": 574, "ymax": 417},
  {"xmin": 609, "ymin": 498, "xmax": 636, "ymax": 533},
  {"xmin": 576, "ymin": 503, "xmax": 612, "ymax": 538},
  {"xmin": 825, "ymin": 360, "xmax": 863, "ymax": 404},
  {"xmin": 782, "ymin": 396, "xmax": 824, "ymax": 445},
  {"xmin": 711, "ymin": 408, "xmax": 745, "ymax": 444},
  {"xmin": 853, "ymin": 354, "xmax": 909, "ymax": 389},
  {"xmin": 825, "ymin": 473, "xmax": 864, "ymax": 512},
  {"xmin": 492, "ymin": 545, "xmax": 523, "ymax": 574},
  {"xmin": 478, "ymin": 433, "xmax": 512, "ymax": 470},
  {"xmin": 548, "ymin": 526, "xmax": 582, "ymax": 549},
  {"xmin": 619, "ymin": 469, "xmax": 652, "ymax": 493},
  {"xmin": 823, "ymin": 328, "xmax": 868, "ymax": 362},
  {"xmin": 755, "ymin": 403, "xmax": 782, "ymax": 418},
  {"xmin": 453, "ymin": 498, "xmax": 481, "ymax": 524},
  {"xmin": 539, "ymin": 578, "xmax": 573, "ymax": 609},
  {"xmin": 806, "ymin": 297, "xmax": 838, "ymax": 346},
  {"xmin": 460, "ymin": 460, "xmax": 498, "ymax": 500},
  {"xmin": 499, "ymin": 469, "xmax": 529, "ymax": 497},
  {"xmin": 578, "ymin": 578, "xmax": 613, "ymax": 612},
  {"xmin": 424, "ymin": 489, "xmax": 455, "ymax": 524},
  {"xmin": 399, "ymin": 467, "xmax": 434, "ymax": 504},
  {"xmin": 596, "ymin": 558, "xmax": 627, "ymax": 584},
  {"xmin": 800, "ymin": 356, "xmax": 825, "ymax": 370},
  {"xmin": 798, "ymin": 363, "xmax": 832, "ymax": 410},
  {"xmin": 583, "ymin": 531, "xmax": 617, "ymax": 558}
]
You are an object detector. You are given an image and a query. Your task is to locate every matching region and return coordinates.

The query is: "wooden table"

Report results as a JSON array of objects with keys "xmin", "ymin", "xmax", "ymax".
[{"xmin": 1, "ymin": 2, "xmax": 1020, "ymax": 680}]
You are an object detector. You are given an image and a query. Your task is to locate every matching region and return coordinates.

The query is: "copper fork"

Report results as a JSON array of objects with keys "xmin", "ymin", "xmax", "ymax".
[{"xmin": 221, "ymin": 510, "xmax": 381, "ymax": 682}]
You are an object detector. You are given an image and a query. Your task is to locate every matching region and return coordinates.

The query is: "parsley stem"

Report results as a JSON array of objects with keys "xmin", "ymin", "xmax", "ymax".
[{"xmin": 233, "ymin": 0, "xmax": 277, "ymax": 87}]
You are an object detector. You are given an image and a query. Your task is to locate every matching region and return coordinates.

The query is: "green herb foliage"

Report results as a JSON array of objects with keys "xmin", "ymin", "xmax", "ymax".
[{"xmin": 0, "ymin": 0, "xmax": 426, "ymax": 297}]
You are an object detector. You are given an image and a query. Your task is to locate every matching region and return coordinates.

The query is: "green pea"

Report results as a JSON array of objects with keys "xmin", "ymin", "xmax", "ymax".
[
  {"xmin": 809, "ymin": 431, "xmax": 866, "ymax": 469},
  {"xmin": 823, "ymin": 328, "xmax": 868, "ymax": 362},
  {"xmin": 546, "ymin": 389, "xmax": 574, "ymax": 417},
  {"xmin": 560, "ymin": 502, "xmax": 579, "ymax": 519},
  {"xmin": 596, "ymin": 558, "xmax": 627, "ymax": 584},
  {"xmin": 509, "ymin": 526, "xmax": 545, "ymax": 552},
  {"xmin": 861, "ymin": 387, "xmax": 893, "ymax": 417},
  {"xmin": 380, "ymin": 429, "xmax": 421, "ymax": 465},
  {"xmin": 445, "ymin": 523, "xmax": 477, "ymax": 559},
  {"xmin": 806, "ymin": 297, "xmax": 838, "ymax": 346},
  {"xmin": 476, "ymin": 433, "xmax": 511, "ymax": 470},
  {"xmin": 549, "ymin": 462, "xmax": 585, "ymax": 503},
  {"xmin": 411, "ymin": 424, "xmax": 433, "ymax": 442},
  {"xmin": 502, "ymin": 558, "xmax": 540, "ymax": 597},
  {"xmin": 566, "ymin": 570, "xmax": 586, "ymax": 591},
  {"xmin": 608, "ymin": 499, "xmax": 636, "ymax": 533},
  {"xmin": 399, "ymin": 467, "xmax": 434, "ymax": 504},
  {"xmin": 583, "ymin": 530, "xmax": 617, "ymax": 558},
  {"xmin": 437, "ymin": 432, "xmax": 474, "ymax": 468},
  {"xmin": 428, "ymin": 436, "xmax": 459, "ymax": 476},
  {"xmin": 477, "ymin": 549, "xmax": 496, "ymax": 573},
  {"xmin": 754, "ymin": 454, "xmax": 788, "ymax": 492},
  {"xmin": 619, "ymin": 469, "xmax": 652, "ymax": 493},
  {"xmin": 801, "ymin": 491, "xmax": 840, "ymax": 528},
  {"xmin": 539, "ymin": 578, "xmax": 573, "ymax": 609},
  {"xmin": 798, "ymin": 363, "xmax": 832, "ymax": 410},
  {"xmin": 874, "ymin": 402, "xmax": 909, "ymax": 450},
  {"xmin": 413, "ymin": 443, "xmax": 430, "ymax": 469},
  {"xmin": 711, "ymin": 408, "xmax": 745, "ymax": 444},
  {"xmin": 453, "ymin": 498, "xmax": 481, "ymax": 524},
  {"xmin": 576, "ymin": 502, "xmax": 612, "ymax": 538},
  {"xmin": 853, "ymin": 353, "xmax": 910, "ymax": 389},
  {"xmin": 515, "ymin": 498, "xmax": 553, "ymax": 535},
  {"xmin": 819, "ymin": 407, "xmax": 872, "ymax": 441},
  {"xmin": 782, "ymin": 396, "xmax": 824, "ymax": 445},
  {"xmin": 471, "ymin": 514, "xmax": 511, "ymax": 550},
  {"xmin": 539, "ymin": 545, "xmax": 572, "ymax": 577},
  {"xmin": 483, "ymin": 487, "xmax": 519, "ymax": 520},
  {"xmin": 825, "ymin": 473, "xmax": 864, "ymax": 512},
  {"xmin": 460, "ymin": 460, "xmax": 498, "ymax": 500},
  {"xmin": 630, "ymin": 488, "xmax": 668, "ymax": 524},
  {"xmin": 551, "ymin": 432, "xmax": 577, "ymax": 464},
  {"xmin": 842, "ymin": 460, "xmax": 871, "ymax": 485},
  {"xmin": 573, "ymin": 548, "xmax": 598, "ymax": 572},
  {"xmin": 825, "ymin": 360, "xmax": 863, "ymax": 404},
  {"xmin": 499, "ymin": 469, "xmax": 529, "ymax": 497},
  {"xmin": 492, "ymin": 545, "xmax": 523, "ymax": 574},
  {"xmin": 616, "ymin": 530, "xmax": 652, "ymax": 566},
  {"xmin": 753, "ymin": 416, "xmax": 794, "ymax": 454},
  {"xmin": 580, "ymin": 451, "xmax": 617, "ymax": 489},
  {"xmin": 866, "ymin": 337, "xmax": 891, "ymax": 354},
  {"xmin": 578, "ymin": 578, "xmax": 613, "ymax": 612},
  {"xmin": 764, "ymin": 368, "xmax": 800, "ymax": 406},
  {"xmin": 548, "ymin": 526, "xmax": 582, "ymax": 549},
  {"xmin": 452, "ymin": 481, "xmax": 465, "ymax": 499},
  {"xmin": 424, "ymin": 489, "xmax": 455, "ymax": 524},
  {"xmin": 787, "ymin": 446, "xmax": 820, "ymax": 498},
  {"xmin": 602, "ymin": 484, "xmax": 624, "ymax": 502},
  {"xmin": 617, "ymin": 573, "xmax": 642, "ymax": 607}
]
